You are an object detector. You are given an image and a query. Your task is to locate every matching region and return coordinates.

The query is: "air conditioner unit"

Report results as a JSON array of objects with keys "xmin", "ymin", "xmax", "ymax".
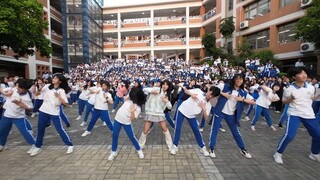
[
  {"xmin": 240, "ymin": 20, "xmax": 249, "ymax": 30},
  {"xmin": 301, "ymin": 0, "xmax": 312, "ymax": 8},
  {"xmin": 300, "ymin": 42, "xmax": 315, "ymax": 53}
]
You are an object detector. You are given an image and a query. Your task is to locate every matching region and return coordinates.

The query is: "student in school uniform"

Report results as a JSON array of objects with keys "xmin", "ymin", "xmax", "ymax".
[
  {"xmin": 0, "ymin": 79, "xmax": 35, "ymax": 153},
  {"xmin": 81, "ymin": 80, "xmax": 114, "ymax": 137},
  {"xmin": 138, "ymin": 80, "xmax": 174, "ymax": 151},
  {"xmin": 170, "ymin": 85, "xmax": 221, "ymax": 156},
  {"xmin": 30, "ymin": 78, "xmax": 47, "ymax": 118},
  {"xmin": 30, "ymin": 74, "xmax": 73, "ymax": 156},
  {"xmin": 273, "ymin": 67, "xmax": 320, "ymax": 164},
  {"xmin": 80, "ymin": 82, "xmax": 98, "ymax": 127},
  {"xmin": 108, "ymin": 87, "xmax": 146, "ymax": 160},
  {"xmin": 208, "ymin": 74, "xmax": 256, "ymax": 159},
  {"xmin": 250, "ymin": 84, "xmax": 280, "ymax": 131},
  {"xmin": 76, "ymin": 80, "xmax": 94, "ymax": 120}
]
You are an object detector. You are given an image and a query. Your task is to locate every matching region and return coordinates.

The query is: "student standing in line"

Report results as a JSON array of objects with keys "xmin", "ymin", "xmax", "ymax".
[
  {"xmin": 0, "ymin": 79, "xmax": 35, "ymax": 153},
  {"xmin": 138, "ymin": 80, "xmax": 173, "ymax": 151},
  {"xmin": 108, "ymin": 87, "xmax": 146, "ymax": 160},
  {"xmin": 76, "ymin": 80, "xmax": 94, "ymax": 120},
  {"xmin": 273, "ymin": 67, "xmax": 320, "ymax": 164},
  {"xmin": 30, "ymin": 74, "xmax": 73, "ymax": 156},
  {"xmin": 208, "ymin": 74, "xmax": 255, "ymax": 159},
  {"xmin": 250, "ymin": 84, "xmax": 280, "ymax": 131},
  {"xmin": 81, "ymin": 80, "xmax": 114, "ymax": 137},
  {"xmin": 170, "ymin": 85, "xmax": 221, "ymax": 156}
]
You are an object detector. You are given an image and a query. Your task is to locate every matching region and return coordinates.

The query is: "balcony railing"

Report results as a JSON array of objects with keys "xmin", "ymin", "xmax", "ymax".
[
  {"xmin": 50, "ymin": 6, "xmax": 62, "ymax": 21},
  {"xmin": 51, "ymin": 31, "xmax": 63, "ymax": 44},
  {"xmin": 154, "ymin": 16, "xmax": 186, "ymax": 26},
  {"xmin": 203, "ymin": 8, "xmax": 216, "ymax": 21},
  {"xmin": 189, "ymin": 15, "xmax": 202, "ymax": 24},
  {"xmin": 103, "ymin": 42, "xmax": 118, "ymax": 48},
  {"xmin": 155, "ymin": 38, "xmax": 185, "ymax": 46},
  {"xmin": 121, "ymin": 18, "xmax": 150, "ymax": 28},
  {"xmin": 121, "ymin": 40, "xmax": 150, "ymax": 47}
]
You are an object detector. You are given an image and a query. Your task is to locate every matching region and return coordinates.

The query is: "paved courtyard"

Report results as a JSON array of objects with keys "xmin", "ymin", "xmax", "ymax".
[{"xmin": 0, "ymin": 104, "xmax": 319, "ymax": 180}]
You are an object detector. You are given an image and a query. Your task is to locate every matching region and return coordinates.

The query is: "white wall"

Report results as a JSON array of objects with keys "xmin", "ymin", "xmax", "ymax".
[{"xmin": 104, "ymin": 0, "xmax": 194, "ymax": 8}]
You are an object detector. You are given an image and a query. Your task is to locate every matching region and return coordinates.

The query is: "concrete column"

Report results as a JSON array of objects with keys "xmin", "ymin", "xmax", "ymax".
[
  {"xmin": 151, "ymin": 9, "xmax": 155, "ymax": 60},
  {"xmin": 117, "ymin": 11, "xmax": 121, "ymax": 59},
  {"xmin": 186, "ymin": 6, "xmax": 190, "ymax": 64}
]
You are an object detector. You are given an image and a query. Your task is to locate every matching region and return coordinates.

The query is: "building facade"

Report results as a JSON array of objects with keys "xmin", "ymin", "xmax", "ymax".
[
  {"xmin": 61, "ymin": 0, "xmax": 103, "ymax": 70},
  {"xmin": 103, "ymin": 0, "xmax": 318, "ymax": 74},
  {"xmin": 0, "ymin": 0, "xmax": 64, "ymax": 79}
]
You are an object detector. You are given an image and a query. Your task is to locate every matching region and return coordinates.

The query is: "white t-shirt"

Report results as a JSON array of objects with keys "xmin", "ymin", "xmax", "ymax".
[
  {"xmin": 256, "ymin": 87, "xmax": 279, "ymax": 108},
  {"xmin": 178, "ymin": 88, "xmax": 211, "ymax": 118},
  {"xmin": 88, "ymin": 87, "xmax": 98, "ymax": 105},
  {"xmin": 33, "ymin": 84, "xmax": 50, "ymax": 100},
  {"xmin": 283, "ymin": 83, "xmax": 315, "ymax": 119},
  {"xmin": 4, "ymin": 90, "xmax": 33, "ymax": 118},
  {"xmin": 39, "ymin": 88, "xmax": 68, "ymax": 116},
  {"xmin": 94, "ymin": 87, "xmax": 112, "ymax": 110},
  {"xmin": 217, "ymin": 84, "xmax": 253, "ymax": 115},
  {"xmin": 79, "ymin": 89, "xmax": 90, "ymax": 100},
  {"xmin": 115, "ymin": 100, "xmax": 141, "ymax": 125}
]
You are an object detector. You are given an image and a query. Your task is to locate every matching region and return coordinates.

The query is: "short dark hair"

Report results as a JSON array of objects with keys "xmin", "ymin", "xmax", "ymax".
[
  {"xmin": 287, "ymin": 67, "xmax": 310, "ymax": 80},
  {"xmin": 209, "ymin": 86, "xmax": 221, "ymax": 97},
  {"xmin": 129, "ymin": 87, "xmax": 146, "ymax": 107}
]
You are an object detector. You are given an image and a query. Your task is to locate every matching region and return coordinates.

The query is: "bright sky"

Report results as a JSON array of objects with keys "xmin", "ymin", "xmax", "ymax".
[{"xmin": 104, "ymin": 0, "xmax": 187, "ymax": 8}]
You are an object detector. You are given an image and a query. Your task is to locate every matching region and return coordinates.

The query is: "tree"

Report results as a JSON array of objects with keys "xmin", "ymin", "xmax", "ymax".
[
  {"xmin": 237, "ymin": 37, "xmax": 253, "ymax": 60},
  {"xmin": 295, "ymin": 0, "xmax": 320, "ymax": 74},
  {"xmin": 201, "ymin": 33, "xmax": 216, "ymax": 56},
  {"xmin": 0, "ymin": 0, "xmax": 52, "ymax": 59},
  {"xmin": 219, "ymin": 16, "xmax": 235, "ymax": 43}
]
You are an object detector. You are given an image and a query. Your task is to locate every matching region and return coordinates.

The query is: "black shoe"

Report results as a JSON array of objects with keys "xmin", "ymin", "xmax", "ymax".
[
  {"xmin": 45, "ymin": 123, "xmax": 52, "ymax": 128},
  {"xmin": 278, "ymin": 123, "xmax": 283, "ymax": 128},
  {"xmin": 66, "ymin": 124, "xmax": 71, "ymax": 128}
]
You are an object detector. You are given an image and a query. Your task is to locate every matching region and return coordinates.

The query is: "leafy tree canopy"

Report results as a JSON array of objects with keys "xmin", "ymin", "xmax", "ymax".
[
  {"xmin": 201, "ymin": 33, "xmax": 216, "ymax": 56},
  {"xmin": 295, "ymin": 0, "xmax": 320, "ymax": 50},
  {"xmin": 219, "ymin": 16, "xmax": 235, "ymax": 40},
  {"xmin": 0, "ymin": 0, "xmax": 52, "ymax": 58}
]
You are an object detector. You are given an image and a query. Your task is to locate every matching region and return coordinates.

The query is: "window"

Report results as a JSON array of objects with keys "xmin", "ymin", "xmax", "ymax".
[
  {"xmin": 246, "ymin": 29, "xmax": 270, "ymax": 49},
  {"xmin": 278, "ymin": 22, "xmax": 297, "ymax": 44},
  {"xmin": 280, "ymin": 0, "xmax": 297, "ymax": 7},
  {"xmin": 245, "ymin": 0, "xmax": 270, "ymax": 19}
]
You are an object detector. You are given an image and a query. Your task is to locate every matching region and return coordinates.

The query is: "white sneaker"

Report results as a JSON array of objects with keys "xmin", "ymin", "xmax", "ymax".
[
  {"xmin": 76, "ymin": 116, "xmax": 81, "ymax": 120},
  {"xmin": 170, "ymin": 145, "xmax": 178, "ymax": 155},
  {"xmin": 199, "ymin": 128, "xmax": 203, "ymax": 132},
  {"xmin": 309, "ymin": 153, "xmax": 320, "ymax": 162},
  {"xmin": 219, "ymin": 128, "xmax": 226, "ymax": 133},
  {"xmin": 273, "ymin": 152, "xmax": 283, "ymax": 164},
  {"xmin": 80, "ymin": 122, "xmax": 86, "ymax": 127},
  {"xmin": 81, "ymin": 131, "xmax": 91, "ymax": 137},
  {"xmin": 137, "ymin": 150, "xmax": 144, "ymax": 159},
  {"xmin": 270, "ymin": 126, "xmax": 277, "ymax": 131},
  {"xmin": 66, "ymin": 146, "xmax": 74, "ymax": 154},
  {"xmin": 209, "ymin": 149, "xmax": 216, "ymax": 158},
  {"xmin": 0, "ymin": 145, "xmax": 7, "ymax": 152},
  {"xmin": 200, "ymin": 147, "xmax": 209, "ymax": 157},
  {"xmin": 111, "ymin": 109, "xmax": 115, "ymax": 113},
  {"xmin": 30, "ymin": 147, "xmax": 42, "ymax": 157},
  {"xmin": 108, "ymin": 151, "xmax": 118, "ymax": 160},
  {"xmin": 103, "ymin": 122, "xmax": 106, "ymax": 126},
  {"xmin": 240, "ymin": 149, "xmax": 252, "ymax": 159},
  {"xmin": 244, "ymin": 116, "xmax": 250, "ymax": 121},
  {"xmin": 27, "ymin": 145, "xmax": 36, "ymax": 154},
  {"xmin": 250, "ymin": 126, "xmax": 256, "ymax": 131},
  {"xmin": 31, "ymin": 113, "xmax": 36, "ymax": 118}
]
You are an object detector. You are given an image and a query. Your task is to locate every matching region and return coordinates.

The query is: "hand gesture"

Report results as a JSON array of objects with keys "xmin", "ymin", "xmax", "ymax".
[
  {"xmin": 198, "ymin": 101, "xmax": 206, "ymax": 110},
  {"xmin": 12, "ymin": 99, "xmax": 22, "ymax": 105},
  {"xmin": 234, "ymin": 96, "xmax": 244, "ymax": 102},
  {"xmin": 54, "ymin": 92, "xmax": 61, "ymax": 98},
  {"xmin": 161, "ymin": 95, "xmax": 169, "ymax": 103},
  {"xmin": 130, "ymin": 104, "xmax": 137, "ymax": 113}
]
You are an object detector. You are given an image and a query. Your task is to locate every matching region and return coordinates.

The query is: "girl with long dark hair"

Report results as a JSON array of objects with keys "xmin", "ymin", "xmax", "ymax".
[
  {"xmin": 108, "ymin": 87, "xmax": 146, "ymax": 160},
  {"xmin": 30, "ymin": 74, "xmax": 73, "ymax": 156}
]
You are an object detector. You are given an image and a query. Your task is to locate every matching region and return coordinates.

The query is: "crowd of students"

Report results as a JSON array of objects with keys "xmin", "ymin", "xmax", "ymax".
[{"xmin": 0, "ymin": 57, "xmax": 319, "ymax": 165}]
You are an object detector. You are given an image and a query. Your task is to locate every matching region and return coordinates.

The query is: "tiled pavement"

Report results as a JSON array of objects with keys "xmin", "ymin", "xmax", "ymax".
[{"xmin": 0, "ymin": 105, "xmax": 320, "ymax": 180}]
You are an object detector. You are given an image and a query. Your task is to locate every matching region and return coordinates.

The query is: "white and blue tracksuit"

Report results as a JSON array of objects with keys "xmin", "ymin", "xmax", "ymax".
[
  {"xmin": 0, "ymin": 91, "xmax": 35, "ymax": 146},
  {"xmin": 209, "ymin": 84, "xmax": 250, "ymax": 151},
  {"xmin": 35, "ymin": 88, "xmax": 73, "ymax": 148},
  {"xmin": 276, "ymin": 83, "xmax": 320, "ymax": 154},
  {"xmin": 172, "ymin": 89, "xmax": 209, "ymax": 148}
]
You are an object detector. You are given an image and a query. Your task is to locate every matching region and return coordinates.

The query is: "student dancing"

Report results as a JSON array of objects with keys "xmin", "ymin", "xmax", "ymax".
[
  {"xmin": 274, "ymin": 67, "xmax": 320, "ymax": 164},
  {"xmin": 30, "ymin": 74, "xmax": 73, "ymax": 156},
  {"xmin": 108, "ymin": 87, "xmax": 146, "ymax": 160}
]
